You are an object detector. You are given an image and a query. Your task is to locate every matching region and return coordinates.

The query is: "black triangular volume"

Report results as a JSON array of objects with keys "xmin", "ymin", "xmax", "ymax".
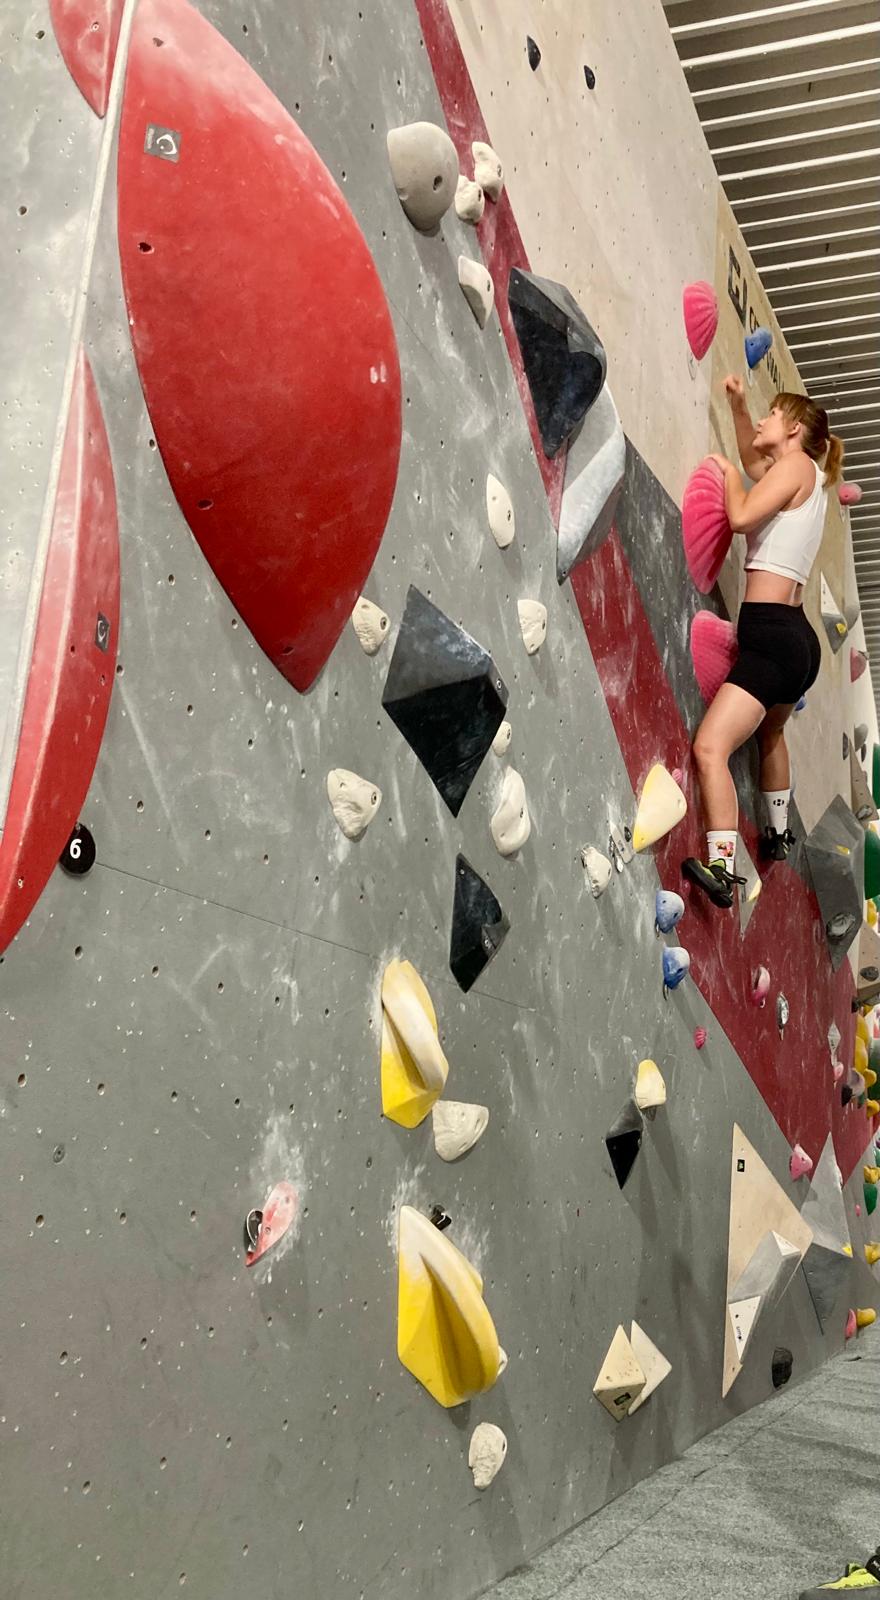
[
  {"xmin": 381, "ymin": 587, "xmax": 508, "ymax": 816},
  {"xmin": 605, "ymin": 1099, "xmax": 644, "ymax": 1189},
  {"xmin": 508, "ymin": 269, "xmax": 607, "ymax": 458},
  {"xmin": 450, "ymin": 854, "xmax": 510, "ymax": 992}
]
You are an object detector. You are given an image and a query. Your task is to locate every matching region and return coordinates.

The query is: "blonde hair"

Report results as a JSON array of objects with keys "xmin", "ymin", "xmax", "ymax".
[{"xmin": 773, "ymin": 391, "xmax": 844, "ymax": 485}]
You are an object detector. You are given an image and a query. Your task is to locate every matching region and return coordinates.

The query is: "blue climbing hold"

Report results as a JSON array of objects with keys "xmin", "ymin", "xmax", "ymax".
[
  {"xmin": 794, "ymin": 695, "xmax": 807, "ymax": 713},
  {"xmin": 745, "ymin": 327, "xmax": 772, "ymax": 369},
  {"xmin": 662, "ymin": 946, "xmax": 690, "ymax": 994},
  {"xmin": 655, "ymin": 889, "xmax": 685, "ymax": 935}
]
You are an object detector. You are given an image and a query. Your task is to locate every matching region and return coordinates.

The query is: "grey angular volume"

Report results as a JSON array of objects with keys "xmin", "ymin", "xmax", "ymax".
[
  {"xmin": 508, "ymin": 269, "xmax": 607, "ymax": 459},
  {"xmin": 382, "ymin": 587, "xmax": 509, "ymax": 816},
  {"xmin": 557, "ymin": 384, "xmax": 626, "ymax": 581},
  {"xmin": 803, "ymin": 794, "xmax": 865, "ymax": 970},
  {"xmin": 802, "ymin": 1242, "xmax": 852, "ymax": 1330},
  {"xmin": 450, "ymin": 854, "xmax": 510, "ymax": 992}
]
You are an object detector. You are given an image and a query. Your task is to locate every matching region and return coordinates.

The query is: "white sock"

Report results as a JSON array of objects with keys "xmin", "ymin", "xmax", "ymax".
[
  {"xmin": 707, "ymin": 829, "xmax": 737, "ymax": 870},
  {"xmin": 762, "ymin": 789, "xmax": 790, "ymax": 831}
]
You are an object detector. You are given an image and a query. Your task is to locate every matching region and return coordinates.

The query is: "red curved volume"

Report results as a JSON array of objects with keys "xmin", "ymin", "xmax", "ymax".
[
  {"xmin": 116, "ymin": 0, "xmax": 402, "ymax": 692},
  {"xmin": 49, "ymin": 0, "xmax": 123, "ymax": 117},
  {"xmin": 0, "ymin": 349, "xmax": 119, "ymax": 953}
]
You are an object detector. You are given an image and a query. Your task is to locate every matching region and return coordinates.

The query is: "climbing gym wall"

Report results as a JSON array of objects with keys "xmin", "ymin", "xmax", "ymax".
[{"xmin": 3, "ymin": 3, "xmax": 879, "ymax": 1599}]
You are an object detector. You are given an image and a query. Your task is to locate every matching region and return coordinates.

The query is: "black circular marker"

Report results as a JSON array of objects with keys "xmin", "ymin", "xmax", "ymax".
[{"xmin": 59, "ymin": 823, "xmax": 96, "ymax": 876}]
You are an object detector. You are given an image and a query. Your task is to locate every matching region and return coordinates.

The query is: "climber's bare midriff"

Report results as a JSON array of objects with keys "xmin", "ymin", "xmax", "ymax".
[{"xmin": 743, "ymin": 568, "xmax": 803, "ymax": 606}]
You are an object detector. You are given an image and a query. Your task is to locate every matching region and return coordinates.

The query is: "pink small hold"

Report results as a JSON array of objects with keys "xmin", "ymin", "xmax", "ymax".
[
  {"xmin": 751, "ymin": 966, "xmax": 770, "ymax": 1008},
  {"xmin": 851, "ymin": 648, "xmax": 868, "ymax": 684},
  {"xmin": 845, "ymin": 1308, "xmax": 858, "ymax": 1341},
  {"xmin": 246, "ymin": 1180, "xmax": 298, "ymax": 1267},
  {"xmin": 833, "ymin": 1061, "xmax": 845, "ymax": 1082},
  {"xmin": 671, "ymin": 767, "xmax": 683, "ymax": 786},
  {"xmin": 857, "ymin": 1204, "xmax": 863, "ymax": 1217},
  {"xmin": 694, "ymin": 1026, "xmax": 707, "ymax": 1050},
  {"xmin": 839, "ymin": 482, "xmax": 863, "ymax": 506},
  {"xmin": 789, "ymin": 1143, "xmax": 813, "ymax": 1181}
]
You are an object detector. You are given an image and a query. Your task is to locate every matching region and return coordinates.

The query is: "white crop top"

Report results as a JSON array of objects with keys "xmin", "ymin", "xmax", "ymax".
[{"xmin": 744, "ymin": 458, "xmax": 826, "ymax": 586}]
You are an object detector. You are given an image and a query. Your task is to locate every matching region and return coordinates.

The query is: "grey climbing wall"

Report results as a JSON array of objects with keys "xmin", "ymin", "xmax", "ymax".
[{"xmin": 2, "ymin": 3, "xmax": 874, "ymax": 1598}]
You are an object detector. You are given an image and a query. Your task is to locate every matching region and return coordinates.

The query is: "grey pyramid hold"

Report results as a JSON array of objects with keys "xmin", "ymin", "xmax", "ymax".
[
  {"xmin": 802, "ymin": 1242, "xmax": 852, "ymax": 1331},
  {"xmin": 556, "ymin": 384, "xmax": 626, "ymax": 582},
  {"xmin": 508, "ymin": 269, "xmax": 607, "ymax": 459},
  {"xmin": 803, "ymin": 794, "xmax": 865, "ymax": 970},
  {"xmin": 801, "ymin": 1135, "xmax": 849, "ymax": 1253}
]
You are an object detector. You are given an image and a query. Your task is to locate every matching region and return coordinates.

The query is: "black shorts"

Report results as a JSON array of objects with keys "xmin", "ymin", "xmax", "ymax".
[{"xmin": 725, "ymin": 601, "xmax": 821, "ymax": 711}]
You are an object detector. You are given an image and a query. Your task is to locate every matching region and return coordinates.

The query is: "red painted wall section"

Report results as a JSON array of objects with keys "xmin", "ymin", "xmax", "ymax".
[
  {"xmin": 0, "ymin": 349, "xmax": 120, "ymax": 953},
  {"xmin": 117, "ymin": 0, "xmax": 402, "ymax": 694},
  {"xmin": 415, "ymin": 0, "xmax": 868, "ymax": 1178},
  {"xmin": 49, "ymin": 0, "xmax": 123, "ymax": 117}
]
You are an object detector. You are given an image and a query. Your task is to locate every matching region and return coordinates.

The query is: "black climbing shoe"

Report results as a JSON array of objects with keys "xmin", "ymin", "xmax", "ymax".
[
  {"xmin": 681, "ymin": 857, "xmax": 745, "ymax": 909},
  {"xmin": 759, "ymin": 824, "xmax": 795, "ymax": 862}
]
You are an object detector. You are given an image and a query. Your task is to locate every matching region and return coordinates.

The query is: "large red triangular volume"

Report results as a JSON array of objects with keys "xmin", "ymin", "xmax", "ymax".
[
  {"xmin": 0, "ymin": 349, "xmax": 119, "ymax": 953},
  {"xmin": 117, "ymin": 0, "xmax": 402, "ymax": 693},
  {"xmin": 49, "ymin": 0, "xmax": 123, "ymax": 117}
]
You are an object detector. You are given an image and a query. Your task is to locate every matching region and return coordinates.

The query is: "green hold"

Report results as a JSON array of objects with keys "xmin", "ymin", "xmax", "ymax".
[
  {"xmin": 874, "ymin": 744, "xmax": 880, "ymax": 806},
  {"xmin": 867, "ymin": 827, "xmax": 880, "ymax": 900},
  {"xmin": 866, "ymin": 1181, "xmax": 878, "ymax": 1216}
]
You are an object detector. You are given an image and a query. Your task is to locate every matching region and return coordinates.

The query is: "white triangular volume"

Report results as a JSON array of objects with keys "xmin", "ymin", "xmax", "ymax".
[
  {"xmin": 626, "ymin": 1321, "xmax": 672, "ymax": 1415},
  {"xmin": 819, "ymin": 572, "xmax": 839, "ymax": 618},
  {"xmin": 557, "ymin": 385, "xmax": 626, "ymax": 581},
  {"xmin": 734, "ymin": 835, "xmax": 762, "ymax": 937},
  {"xmin": 730, "ymin": 1230, "xmax": 800, "ymax": 1307},
  {"xmin": 432, "ymin": 1100, "xmax": 489, "ymax": 1162},
  {"xmin": 723, "ymin": 1125, "xmax": 813, "ymax": 1397},
  {"xmin": 801, "ymin": 1134, "xmax": 850, "ymax": 1254},
  {"xmin": 593, "ymin": 1325, "xmax": 646, "ymax": 1421},
  {"xmin": 728, "ymin": 1296, "xmax": 762, "ymax": 1361}
]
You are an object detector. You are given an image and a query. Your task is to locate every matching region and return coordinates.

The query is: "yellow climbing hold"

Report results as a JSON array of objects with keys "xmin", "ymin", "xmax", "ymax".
[
  {"xmin": 867, "ymin": 1100, "xmax": 880, "ymax": 1117},
  {"xmin": 864, "ymin": 1067, "xmax": 878, "ymax": 1090},
  {"xmin": 634, "ymin": 1059, "xmax": 667, "ymax": 1114},
  {"xmin": 856, "ymin": 1308, "xmax": 877, "ymax": 1329},
  {"xmin": 865, "ymin": 1165, "xmax": 880, "ymax": 1185},
  {"xmin": 631, "ymin": 764, "xmax": 687, "ymax": 853},
  {"xmin": 869, "ymin": 900, "xmax": 878, "ymax": 927},
  {"xmin": 397, "ymin": 1205, "xmax": 501, "ymax": 1407},
  {"xmin": 855, "ymin": 1036, "xmax": 869, "ymax": 1075},
  {"xmin": 380, "ymin": 960, "xmax": 449, "ymax": 1129},
  {"xmin": 857, "ymin": 1013, "xmax": 871, "ymax": 1045},
  {"xmin": 865, "ymin": 1243, "xmax": 880, "ymax": 1266},
  {"xmin": 842, "ymin": 1243, "xmax": 854, "ymax": 1257}
]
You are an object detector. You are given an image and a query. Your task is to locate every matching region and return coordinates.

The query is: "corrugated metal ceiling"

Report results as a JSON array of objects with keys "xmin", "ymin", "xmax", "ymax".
[{"xmin": 663, "ymin": 0, "xmax": 880, "ymax": 687}]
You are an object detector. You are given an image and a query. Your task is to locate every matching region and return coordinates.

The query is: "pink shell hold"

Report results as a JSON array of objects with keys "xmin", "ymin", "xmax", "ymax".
[
  {"xmin": 683, "ymin": 281, "xmax": 719, "ymax": 362},
  {"xmin": 682, "ymin": 458, "xmax": 733, "ymax": 593},
  {"xmin": 839, "ymin": 482, "xmax": 863, "ymax": 506},
  {"xmin": 690, "ymin": 611, "xmax": 738, "ymax": 704},
  {"xmin": 845, "ymin": 1308, "xmax": 858, "ymax": 1341},
  {"xmin": 789, "ymin": 1143, "xmax": 813, "ymax": 1181},
  {"xmin": 833, "ymin": 1061, "xmax": 844, "ymax": 1082},
  {"xmin": 246, "ymin": 1180, "xmax": 298, "ymax": 1266},
  {"xmin": 851, "ymin": 648, "xmax": 868, "ymax": 683},
  {"xmin": 671, "ymin": 767, "xmax": 683, "ymax": 786},
  {"xmin": 751, "ymin": 966, "xmax": 770, "ymax": 1007},
  {"xmin": 694, "ymin": 1026, "xmax": 707, "ymax": 1049}
]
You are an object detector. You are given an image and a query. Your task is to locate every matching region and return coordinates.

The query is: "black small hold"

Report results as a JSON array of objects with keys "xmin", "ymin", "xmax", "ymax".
[
  {"xmin": 583, "ymin": 64, "xmax": 596, "ymax": 90},
  {"xmin": 244, "ymin": 1208, "xmax": 263, "ymax": 1250},
  {"xmin": 526, "ymin": 35, "xmax": 541, "ymax": 70},
  {"xmin": 771, "ymin": 1346, "xmax": 793, "ymax": 1389},
  {"xmin": 59, "ymin": 822, "xmax": 96, "ymax": 877},
  {"xmin": 430, "ymin": 1204, "xmax": 452, "ymax": 1232}
]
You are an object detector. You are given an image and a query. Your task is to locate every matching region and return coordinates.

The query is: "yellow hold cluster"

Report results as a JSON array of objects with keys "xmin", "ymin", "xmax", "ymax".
[{"xmin": 380, "ymin": 960, "xmax": 449, "ymax": 1128}]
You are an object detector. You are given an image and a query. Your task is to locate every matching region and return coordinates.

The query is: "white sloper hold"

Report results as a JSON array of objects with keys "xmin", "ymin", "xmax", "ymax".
[
  {"xmin": 351, "ymin": 596, "xmax": 390, "ymax": 655},
  {"xmin": 486, "ymin": 475, "xmax": 515, "ymax": 548},
  {"xmin": 517, "ymin": 599, "xmax": 547, "ymax": 655},
  {"xmin": 491, "ymin": 768, "xmax": 531, "ymax": 856},
  {"xmin": 458, "ymin": 256, "xmax": 495, "ymax": 328},
  {"xmin": 472, "ymin": 140, "xmax": 504, "ymax": 201},
  {"xmin": 581, "ymin": 845, "xmax": 613, "ymax": 897},
  {"xmin": 455, "ymin": 174, "xmax": 485, "ymax": 224},
  {"xmin": 469, "ymin": 1422, "xmax": 507, "ymax": 1489},
  {"xmin": 387, "ymin": 121, "xmax": 459, "ymax": 232},
  {"xmin": 491, "ymin": 720, "xmax": 512, "ymax": 756},
  {"xmin": 432, "ymin": 1100, "xmax": 490, "ymax": 1162},
  {"xmin": 557, "ymin": 385, "xmax": 626, "ymax": 583},
  {"xmin": 626, "ymin": 1321, "xmax": 672, "ymax": 1414},
  {"xmin": 326, "ymin": 769, "xmax": 382, "ymax": 840}
]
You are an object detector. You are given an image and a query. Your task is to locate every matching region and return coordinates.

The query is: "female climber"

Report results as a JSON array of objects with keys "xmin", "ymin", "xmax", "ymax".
[{"xmin": 682, "ymin": 379, "xmax": 844, "ymax": 909}]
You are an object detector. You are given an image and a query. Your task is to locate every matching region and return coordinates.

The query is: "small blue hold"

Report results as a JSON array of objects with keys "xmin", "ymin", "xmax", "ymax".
[
  {"xmin": 662, "ymin": 946, "xmax": 690, "ymax": 995},
  {"xmin": 655, "ymin": 889, "xmax": 685, "ymax": 935},
  {"xmin": 794, "ymin": 694, "xmax": 807, "ymax": 713},
  {"xmin": 745, "ymin": 327, "xmax": 772, "ymax": 369}
]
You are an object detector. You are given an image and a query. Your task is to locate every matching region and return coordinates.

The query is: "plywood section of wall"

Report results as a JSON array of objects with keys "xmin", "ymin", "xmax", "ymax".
[{"xmin": 446, "ymin": 0, "xmax": 718, "ymax": 503}]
